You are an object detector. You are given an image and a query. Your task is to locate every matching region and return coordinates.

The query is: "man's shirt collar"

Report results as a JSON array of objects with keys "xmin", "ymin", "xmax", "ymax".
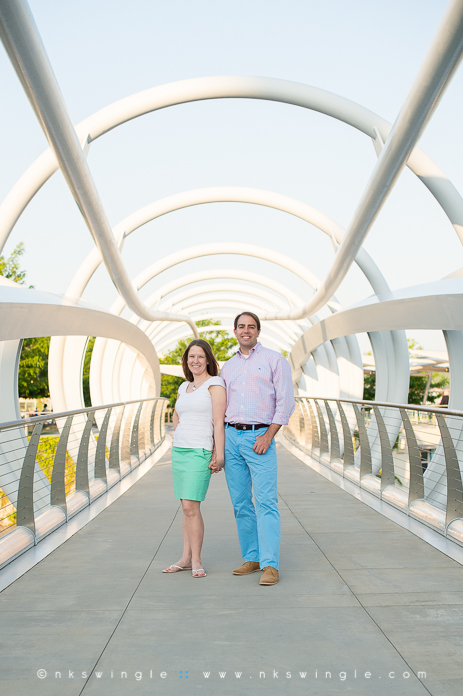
[{"xmin": 237, "ymin": 341, "xmax": 262, "ymax": 358}]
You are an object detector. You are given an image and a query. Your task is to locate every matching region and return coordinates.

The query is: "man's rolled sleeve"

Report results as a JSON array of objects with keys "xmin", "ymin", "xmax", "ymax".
[{"xmin": 272, "ymin": 355, "xmax": 295, "ymax": 425}]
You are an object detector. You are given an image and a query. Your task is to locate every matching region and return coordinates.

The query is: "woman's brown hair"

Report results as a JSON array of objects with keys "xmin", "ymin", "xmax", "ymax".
[{"xmin": 181, "ymin": 339, "xmax": 219, "ymax": 382}]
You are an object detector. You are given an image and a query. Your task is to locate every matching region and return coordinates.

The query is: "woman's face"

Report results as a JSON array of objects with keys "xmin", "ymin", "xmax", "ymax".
[{"xmin": 188, "ymin": 346, "xmax": 208, "ymax": 377}]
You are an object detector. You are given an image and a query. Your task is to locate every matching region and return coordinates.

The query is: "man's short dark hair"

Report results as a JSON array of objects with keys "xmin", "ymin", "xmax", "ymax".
[{"xmin": 234, "ymin": 312, "xmax": 261, "ymax": 331}]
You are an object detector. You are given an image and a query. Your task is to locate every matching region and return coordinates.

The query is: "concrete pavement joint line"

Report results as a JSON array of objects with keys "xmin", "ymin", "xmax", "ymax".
[
  {"xmin": 278, "ymin": 435, "xmax": 463, "ymax": 567},
  {"xmin": 77, "ymin": 501, "xmax": 182, "ymax": 696},
  {"xmin": 0, "ymin": 436, "xmax": 172, "ymax": 593},
  {"xmin": 277, "ymin": 487, "xmax": 433, "ymax": 695}
]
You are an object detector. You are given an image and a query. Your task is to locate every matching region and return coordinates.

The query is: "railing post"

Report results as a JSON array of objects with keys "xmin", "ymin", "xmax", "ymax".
[
  {"xmin": 436, "ymin": 413, "xmax": 463, "ymax": 528},
  {"xmin": 325, "ymin": 400, "xmax": 341, "ymax": 463},
  {"xmin": 121, "ymin": 404, "xmax": 136, "ymax": 466},
  {"xmin": 337, "ymin": 401, "xmax": 354, "ymax": 471},
  {"xmin": 353, "ymin": 403, "xmax": 372, "ymax": 477},
  {"xmin": 314, "ymin": 400, "xmax": 329, "ymax": 459},
  {"xmin": 51, "ymin": 415, "xmax": 73, "ymax": 514},
  {"xmin": 95, "ymin": 408, "xmax": 111, "ymax": 482},
  {"xmin": 130, "ymin": 402, "xmax": 144, "ymax": 463},
  {"xmin": 109, "ymin": 406, "xmax": 124, "ymax": 472},
  {"xmin": 149, "ymin": 399, "xmax": 158, "ymax": 447},
  {"xmin": 16, "ymin": 422, "xmax": 43, "ymax": 535},
  {"xmin": 76, "ymin": 412, "xmax": 93, "ymax": 495},
  {"xmin": 373, "ymin": 405, "xmax": 395, "ymax": 491},
  {"xmin": 300, "ymin": 399, "xmax": 312, "ymax": 451},
  {"xmin": 138, "ymin": 402, "xmax": 147, "ymax": 458},
  {"xmin": 400, "ymin": 408, "xmax": 424, "ymax": 506},
  {"xmin": 307, "ymin": 399, "xmax": 320, "ymax": 456}
]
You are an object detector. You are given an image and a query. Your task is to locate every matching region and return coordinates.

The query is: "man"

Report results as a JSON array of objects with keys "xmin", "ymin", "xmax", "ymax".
[{"xmin": 218, "ymin": 311, "xmax": 295, "ymax": 586}]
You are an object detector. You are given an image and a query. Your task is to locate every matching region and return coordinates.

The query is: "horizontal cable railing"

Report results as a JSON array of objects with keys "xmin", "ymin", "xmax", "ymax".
[
  {"xmin": 0, "ymin": 396, "xmax": 168, "ymax": 569},
  {"xmin": 283, "ymin": 396, "xmax": 463, "ymax": 545}
]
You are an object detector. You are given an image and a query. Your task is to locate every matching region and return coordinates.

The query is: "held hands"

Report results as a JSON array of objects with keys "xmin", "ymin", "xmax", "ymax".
[{"xmin": 209, "ymin": 450, "xmax": 224, "ymax": 474}]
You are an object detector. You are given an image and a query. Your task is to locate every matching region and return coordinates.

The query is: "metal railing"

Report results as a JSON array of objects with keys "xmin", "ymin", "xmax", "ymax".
[
  {"xmin": 0, "ymin": 397, "xmax": 168, "ymax": 569},
  {"xmin": 283, "ymin": 397, "xmax": 463, "ymax": 545}
]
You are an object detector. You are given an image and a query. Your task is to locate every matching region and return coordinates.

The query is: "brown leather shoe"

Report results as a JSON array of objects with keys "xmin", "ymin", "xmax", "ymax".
[
  {"xmin": 233, "ymin": 561, "xmax": 261, "ymax": 575},
  {"xmin": 260, "ymin": 566, "xmax": 279, "ymax": 585}
]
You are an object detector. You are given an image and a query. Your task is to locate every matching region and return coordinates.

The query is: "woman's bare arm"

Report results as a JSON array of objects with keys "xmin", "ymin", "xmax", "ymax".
[
  {"xmin": 172, "ymin": 391, "xmax": 180, "ymax": 430},
  {"xmin": 209, "ymin": 385, "xmax": 227, "ymax": 471}
]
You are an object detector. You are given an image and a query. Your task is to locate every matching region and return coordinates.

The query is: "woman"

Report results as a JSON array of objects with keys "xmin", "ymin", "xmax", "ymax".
[{"xmin": 162, "ymin": 339, "xmax": 226, "ymax": 578}]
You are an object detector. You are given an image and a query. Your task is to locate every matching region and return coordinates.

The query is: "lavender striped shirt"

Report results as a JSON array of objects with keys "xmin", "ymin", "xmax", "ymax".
[{"xmin": 220, "ymin": 342, "xmax": 295, "ymax": 425}]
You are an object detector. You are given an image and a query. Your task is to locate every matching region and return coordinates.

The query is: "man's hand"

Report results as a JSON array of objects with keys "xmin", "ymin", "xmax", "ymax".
[
  {"xmin": 253, "ymin": 433, "xmax": 273, "ymax": 455},
  {"xmin": 209, "ymin": 451, "xmax": 224, "ymax": 473},
  {"xmin": 252, "ymin": 424, "xmax": 281, "ymax": 455}
]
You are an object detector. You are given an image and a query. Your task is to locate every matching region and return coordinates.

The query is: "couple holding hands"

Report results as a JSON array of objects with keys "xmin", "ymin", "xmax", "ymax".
[{"xmin": 162, "ymin": 312, "xmax": 295, "ymax": 585}]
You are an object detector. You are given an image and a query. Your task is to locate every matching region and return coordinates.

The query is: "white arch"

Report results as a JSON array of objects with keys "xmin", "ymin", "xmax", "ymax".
[
  {"xmin": 2, "ymin": 77, "xmax": 462, "ymax": 254},
  {"xmin": 55, "ymin": 189, "xmax": 402, "ymax": 417},
  {"xmin": 66, "ymin": 187, "xmax": 393, "ymax": 303}
]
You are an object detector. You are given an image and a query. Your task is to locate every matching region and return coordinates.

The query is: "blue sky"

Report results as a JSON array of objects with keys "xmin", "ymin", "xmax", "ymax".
[{"xmin": 1, "ymin": 0, "xmax": 461, "ymax": 351}]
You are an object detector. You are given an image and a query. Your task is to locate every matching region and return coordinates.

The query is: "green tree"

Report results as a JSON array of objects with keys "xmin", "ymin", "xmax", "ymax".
[
  {"xmin": 0, "ymin": 242, "xmax": 27, "ymax": 285},
  {"xmin": 82, "ymin": 337, "xmax": 96, "ymax": 407},
  {"xmin": 160, "ymin": 320, "xmax": 237, "ymax": 408},
  {"xmin": 363, "ymin": 372, "xmax": 375, "ymax": 401},
  {"xmin": 0, "ymin": 244, "xmax": 50, "ymax": 399},
  {"xmin": 18, "ymin": 337, "xmax": 50, "ymax": 398}
]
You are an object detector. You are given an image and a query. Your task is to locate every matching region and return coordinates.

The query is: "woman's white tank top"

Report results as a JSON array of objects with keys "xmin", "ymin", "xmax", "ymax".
[{"xmin": 173, "ymin": 376, "xmax": 226, "ymax": 450}]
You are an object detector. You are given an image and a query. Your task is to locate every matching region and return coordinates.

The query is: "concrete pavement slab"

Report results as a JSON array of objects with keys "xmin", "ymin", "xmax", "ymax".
[{"xmin": 1, "ymin": 439, "xmax": 462, "ymax": 696}]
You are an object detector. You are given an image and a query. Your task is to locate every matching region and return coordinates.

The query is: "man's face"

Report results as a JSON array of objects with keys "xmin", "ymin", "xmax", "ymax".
[{"xmin": 234, "ymin": 314, "xmax": 261, "ymax": 350}]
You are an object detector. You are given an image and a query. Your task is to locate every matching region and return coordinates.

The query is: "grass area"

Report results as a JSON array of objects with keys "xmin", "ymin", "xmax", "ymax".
[
  {"xmin": 35, "ymin": 435, "xmax": 76, "ymax": 496},
  {"xmin": 0, "ymin": 486, "xmax": 16, "ymax": 536},
  {"xmin": 0, "ymin": 432, "xmax": 108, "ymax": 538}
]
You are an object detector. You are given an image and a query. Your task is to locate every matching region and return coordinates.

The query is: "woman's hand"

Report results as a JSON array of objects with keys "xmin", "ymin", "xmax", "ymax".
[{"xmin": 209, "ymin": 455, "xmax": 224, "ymax": 473}]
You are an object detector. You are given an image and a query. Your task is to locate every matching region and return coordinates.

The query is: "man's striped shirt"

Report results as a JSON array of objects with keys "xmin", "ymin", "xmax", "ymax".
[{"xmin": 220, "ymin": 342, "xmax": 295, "ymax": 425}]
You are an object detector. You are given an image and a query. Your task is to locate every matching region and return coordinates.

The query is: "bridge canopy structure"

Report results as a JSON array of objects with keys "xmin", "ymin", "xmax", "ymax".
[{"xmin": 1, "ymin": 1, "xmax": 463, "ymax": 694}]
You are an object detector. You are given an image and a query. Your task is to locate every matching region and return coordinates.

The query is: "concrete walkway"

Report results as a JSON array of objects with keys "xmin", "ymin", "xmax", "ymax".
[{"xmin": 1, "ymin": 441, "xmax": 463, "ymax": 695}]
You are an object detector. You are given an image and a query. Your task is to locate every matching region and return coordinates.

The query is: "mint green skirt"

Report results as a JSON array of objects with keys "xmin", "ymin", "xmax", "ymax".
[{"xmin": 171, "ymin": 447, "xmax": 213, "ymax": 501}]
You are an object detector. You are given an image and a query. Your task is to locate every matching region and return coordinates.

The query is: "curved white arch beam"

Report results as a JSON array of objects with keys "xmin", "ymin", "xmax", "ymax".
[
  {"xmin": 66, "ymin": 187, "xmax": 392, "ymax": 305},
  {"xmin": 264, "ymin": 3, "xmax": 463, "ymax": 322},
  {"xmin": 143, "ymin": 298, "xmax": 299, "ymax": 351},
  {"xmin": 91, "ymin": 275, "xmax": 305, "ymax": 398},
  {"xmin": 143, "ymin": 287, "xmax": 304, "ymax": 342},
  {"xmin": 156, "ymin": 303, "xmax": 302, "ymax": 348},
  {"xmin": 58, "ymin": 190, "xmax": 393, "ymax": 411},
  {"xmin": 290, "ymin": 279, "xmax": 463, "ymax": 377},
  {"xmin": 151, "ymin": 283, "xmax": 294, "ymax": 315},
  {"xmin": 73, "ymin": 265, "xmax": 313, "ymax": 415},
  {"xmin": 0, "ymin": 2, "xmax": 199, "ymax": 338},
  {"xmin": 109, "ymin": 242, "xmax": 342, "ymax": 319},
  {"xmin": 140, "ymin": 268, "xmax": 311, "ymax": 313},
  {"xmin": 0, "ymin": 283, "xmax": 160, "ymax": 508},
  {"xmin": 153, "ymin": 318, "xmax": 289, "ymax": 354},
  {"xmin": 74, "ymin": 189, "xmax": 406, "ymax": 409},
  {"xmin": 133, "ymin": 260, "xmax": 324, "ymax": 348},
  {"xmin": 154, "ymin": 299, "xmax": 300, "ymax": 350},
  {"xmin": 133, "ymin": 269, "xmax": 311, "ymax": 343},
  {"xmin": 0, "ymin": 286, "xmax": 159, "ymax": 388},
  {"xmin": 89, "ymin": 335, "xmax": 154, "ymax": 408},
  {"xmin": 2, "ymin": 77, "xmax": 463, "ymax": 254}
]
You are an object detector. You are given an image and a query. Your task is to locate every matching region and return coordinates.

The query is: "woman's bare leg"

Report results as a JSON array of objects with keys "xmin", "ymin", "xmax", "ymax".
[
  {"xmin": 179, "ymin": 511, "xmax": 192, "ymax": 565},
  {"xmin": 181, "ymin": 499, "xmax": 204, "ymax": 570}
]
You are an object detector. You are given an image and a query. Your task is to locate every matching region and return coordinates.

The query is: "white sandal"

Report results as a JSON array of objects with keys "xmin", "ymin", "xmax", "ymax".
[
  {"xmin": 162, "ymin": 564, "xmax": 192, "ymax": 573},
  {"xmin": 192, "ymin": 568, "xmax": 207, "ymax": 578}
]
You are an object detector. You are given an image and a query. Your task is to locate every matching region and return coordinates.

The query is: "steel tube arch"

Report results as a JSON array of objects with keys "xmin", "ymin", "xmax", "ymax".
[
  {"xmin": 65, "ymin": 187, "xmax": 399, "ymax": 304},
  {"xmin": 2, "ymin": 77, "xmax": 463, "ymax": 254},
  {"xmin": 0, "ymin": 0, "xmax": 199, "ymax": 338},
  {"xmin": 264, "ymin": 0, "xmax": 463, "ymax": 321},
  {"xmin": 152, "ymin": 299, "xmax": 302, "ymax": 346}
]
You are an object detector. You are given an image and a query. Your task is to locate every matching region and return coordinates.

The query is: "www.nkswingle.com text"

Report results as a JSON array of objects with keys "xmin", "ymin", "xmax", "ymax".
[{"xmin": 36, "ymin": 668, "xmax": 427, "ymax": 682}]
